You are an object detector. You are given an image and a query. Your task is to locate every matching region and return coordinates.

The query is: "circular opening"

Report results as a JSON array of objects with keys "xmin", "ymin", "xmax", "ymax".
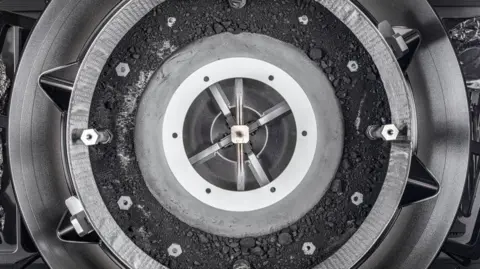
[
  {"xmin": 270, "ymin": 187, "xmax": 276, "ymax": 193},
  {"xmin": 123, "ymin": 200, "xmax": 128, "ymax": 205},
  {"xmin": 268, "ymin": 75, "xmax": 274, "ymax": 81},
  {"xmin": 307, "ymin": 246, "xmax": 311, "ymax": 250},
  {"xmin": 302, "ymin": 131, "xmax": 308, "ymax": 137},
  {"xmin": 206, "ymin": 188, "xmax": 212, "ymax": 194},
  {"xmin": 86, "ymin": 134, "xmax": 93, "ymax": 140},
  {"xmin": 172, "ymin": 133, "xmax": 178, "ymax": 139},
  {"xmin": 172, "ymin": 248, "xmax": 178, "ymax": 254},
  {"xmin": 387, "ymin": 129, "xmax": 394, "ymax": 136},
  {"xmin": 204, "ymin": 76, "xmax": 210, "ymax": 82},
  {"xmin": 353, "ymin": 196, "xmax": 358, "ymax": 202}
]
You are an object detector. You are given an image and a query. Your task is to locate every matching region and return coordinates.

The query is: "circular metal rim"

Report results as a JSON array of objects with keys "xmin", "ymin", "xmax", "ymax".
[
  {"xmin": 135, "ymin": 31, "xmax": 343, "ymax": 238},
  {"xmin": 162, "ymin": 57, "xmax": 317, "ymax": 212},
  {"xmin": 65, "ymin": 1, "xmax": 413, "ymax": 269}
]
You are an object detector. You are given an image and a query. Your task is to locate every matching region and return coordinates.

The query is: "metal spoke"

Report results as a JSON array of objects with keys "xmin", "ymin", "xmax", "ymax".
[
  {"xmin": 245, "ymin": 146, "xmax": 270, "ymax": 187},
  {"xmin": 190, "ymin": 100, "xmax": 291, "ymax": 166},
  {"xmin": 209, "ymin": 83, "xmax": 235, "ymax": 126},
  {"xmin": 235, "ymin": 78, "xmax": 246, "ymax": 191},
  {"xmin": 249, "ymin": 101, "xmax": 291, "ymax": 131},
  {"xmin": 189, "ymin": 136, "xmax": 231, "ymax": 165}
]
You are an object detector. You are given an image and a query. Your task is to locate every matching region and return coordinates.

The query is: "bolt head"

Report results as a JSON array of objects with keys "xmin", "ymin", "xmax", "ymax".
[
  {"xmin": 168, "ymin": 243, "xmax": 183, "ymax": 257},
  {"xmin": 81, "ymin": 129, "xmax": 101, "ymax": 146},
  {"xmin": 117, "ymin": 196, "xmax": 133, "ymax": 210},
  {"xmin": 116, "ymin": 63, "xmax": 130, "ymax": 77},
  {"xmin": 302, "ymin": 242, "xmax": 316, "ymax": 255},
  {"xmin": 351, "ymin": 192, "xmax": 364, "ymax": 206},
  {"xmin": 380, "ymin": 124, "xmax": 399, "ymax": 141},
  {"xmin": 347, "ymin": 60, "xmax": 359, "ymax": 72},
  {"xmin": 167, "ymin": 17, "xmax": 177, "ymax": 27},
  {"xmin": 231, "ymin": 125, "xmax": 250, "ymax": 144},
  {"xmin": 298, "ymin": 15, "xmax": 309, "ymax": 25}
]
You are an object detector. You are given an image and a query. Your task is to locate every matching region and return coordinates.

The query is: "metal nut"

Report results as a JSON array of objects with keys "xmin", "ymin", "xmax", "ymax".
[
  {"xmin": 80, "ymin": 129, "xmax": 112, "ymax": 146},
  {"xmin": 117, "ymin": 196, "xmax": 133, "ymax": 210},
  {"xmin": 347, "ymin": 60, "xmax": 359, "ymax": 72},
  {"xmin": 168, "ymin": 243, "xmax": 183, "ymax": 257},
  {"xmin": 233, "ymin": 259, "xmax": 251, "ymax": 269},
  {"xmin": 228, "ymin": 0, "xmax": 247, "ymax": 9},
  {"xmin": 366, "ymin": 124, "xmax": 399, "ymax": 141},
  {"xmin": 351, "ymin": 192, "xmax": 364, "ymax": 206},
  {"xmin": 116, "ymin": 62, "xmax": 130, "ymax": 77},
  {"xmin": 302, "ymin": 242, "xmax": 316, "ymax": 255},
  {"xmin": 298, "ymin": 15, "xmax": 309, "ymax": 25},
  {"xmin": 167, "ymin": 17, "xmax": 177, "ymax": 27},
  {"xmin": 380, "ymin": 124, "xmax": 399, "ymax": 141}
]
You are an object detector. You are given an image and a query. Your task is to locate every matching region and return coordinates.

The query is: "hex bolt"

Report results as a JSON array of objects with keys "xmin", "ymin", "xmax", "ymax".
[
  {"xmin": 80, "ymin": 129, "xmax": 112, "ymax": 146},
  {"xmin": 233, "ymin": 259, "xmax": 251, "ymax": 269},
  {"xmin": 117, "ymin": 196, "xmax": 133, "ymax": 210},
  {"xmin": 168, "ymin": 243, "xmax": 183, "ymax": 257},
  {"xmin": 298, "ymin": 15, "xmax": 309, "ymax": 25},
  {"xmin": 116, "ymin": 62, "xmax": 130, "ymax": 77},
  {"xmin": 228, "ymin": 0, "xmax": 247, "ymax": 9},
  {"xmin": 302, "ymin": 242, "xmax": 316, "ymax": 255},
  {"xmin": 167, "ymin": 17, "xmax": 177, "ymax": 27},
  {"xmin": 351, "ymin": 192, "xmax": 364, "ymax": 206},
  {"xmin": 366, "ymin": 124, "xmax": 399, "ymax": 141},
  {"xmin": 347, "ymin": 60, "xmax": 359, "ymax": 72}
]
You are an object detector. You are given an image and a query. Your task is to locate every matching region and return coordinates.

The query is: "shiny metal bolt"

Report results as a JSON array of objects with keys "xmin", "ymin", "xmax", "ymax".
[
  {"xmin": 228, "ymin": 0, "xmax": 247, "ymax": 9},
  {"xmin": 298, "ymin": 15, "xmax": 309, "ymax": 25},
  {"xmin": 302, "ymin": 242, "xmax": 316, "ymax": 255},
  {"xmin": 233, "ymin": 259, "xmax": 251, "ymax": 269},
  {"xmin": 168, "ymin": 243, "xmax": 183, "ymax": 257},
  {"xmin": 117, "ymin": 196, "xmax": 133, "ymax": 210},
  {"xmin": 366, "ymin": 124, "xmax": 399, "ymax": 141},
  {"xmin": 351, "ymin": 192, "xmax": 364, "ymax": 206},
  {"xmin": 115, "ymin": 62, "xmax": 130, "ymax": 77},
  {"xmin": 347, "ymin": 60, "xmax": 359, "ymax": 72},
  {"xmin": 80, "ymin": 129, "xmax": 112, "ymax": 146}
]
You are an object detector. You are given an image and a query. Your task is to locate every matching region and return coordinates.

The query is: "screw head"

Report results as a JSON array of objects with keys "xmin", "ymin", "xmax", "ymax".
[
  {"xmin": 116, "ymin": 62, "xmax": 130, "ymax": 77},
  {"xmin": 302, "ymin": 242, "xmax": 316, "ymax": 255},
  {"xmin": 117, "ymin": 196, "xmax": 133, "ymax": 210},
  {"xmin": 380, "ymin": 124, "xmax": 399, "ymax": 141},
  {"xmin": 168, "ymin": 243, "xmax": 183, "ymax": 257},
  {"xmin": 351, "ymin": 192, "xmax": 364, "ymax": 206},
  {"xmin": 347, "ymin": 60, "xmax": 359, "ymax": 72}
]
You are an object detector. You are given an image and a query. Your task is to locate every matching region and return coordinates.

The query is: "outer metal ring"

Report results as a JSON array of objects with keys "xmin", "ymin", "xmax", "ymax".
[
  {"xmin": 65, "ymin": 0, "xmax": 413, "ymax": 268},
  {"xmin": 162, "ymin": 58, "xmax": 317, "ymax": 212}
]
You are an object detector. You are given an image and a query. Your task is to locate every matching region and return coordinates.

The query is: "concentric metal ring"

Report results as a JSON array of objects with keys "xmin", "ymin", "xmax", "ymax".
[{"xmin": 65, "ymin": 0, "xmax": 413, "ymax": 268}]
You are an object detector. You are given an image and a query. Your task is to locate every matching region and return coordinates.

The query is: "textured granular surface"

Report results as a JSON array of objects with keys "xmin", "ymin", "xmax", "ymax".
[{"xmin": 88, "ymin": 0, "xmax": 391, "ymax": 268}]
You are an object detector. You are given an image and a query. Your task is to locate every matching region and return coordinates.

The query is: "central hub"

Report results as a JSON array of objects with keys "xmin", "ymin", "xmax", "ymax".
[{"xmin": 231, "ymin": 125, "xmax": 250, "ymax": 144}]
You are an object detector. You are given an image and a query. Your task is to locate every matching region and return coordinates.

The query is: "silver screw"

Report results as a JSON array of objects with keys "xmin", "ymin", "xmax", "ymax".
[
  {"xmin": 302, "ymin": 242, "xmax": 316, "ymax": 255},
  {"xmin": 168, "ymin": 243, "xmax": 183, "ymax": 257},
  {"xmin": 351, "ymin": 192, "xmax": 364, "ymax": 206},
  {"xmin": 117, "ymin": 196, "xmax": 133, "ymax": 210},
  {"xmin": 366, "ymin": 124, "xmax": 399, "ymax": 141},
  {"xmin": 347, "ymin": 60, "xmax": 359, "ymax": 72},
  {"xmin": 116, "ymin": 62, "xmax": 130, "ymax": 77},
  {"xmin": 80, "ymin": 129, "xmax": 112, "ymax": 146}
]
